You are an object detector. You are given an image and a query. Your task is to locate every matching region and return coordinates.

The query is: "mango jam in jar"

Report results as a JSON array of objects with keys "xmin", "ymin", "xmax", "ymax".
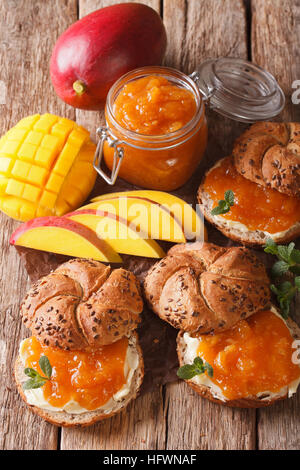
[{"xmin": 103, "ymin": 67, "xmax": 208, "ymax": 190}]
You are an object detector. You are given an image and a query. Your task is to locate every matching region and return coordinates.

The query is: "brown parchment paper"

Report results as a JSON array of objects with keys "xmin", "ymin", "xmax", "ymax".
[{"xmin": 14, "ymin": 114, "xmax": 300, "ymax": 394}]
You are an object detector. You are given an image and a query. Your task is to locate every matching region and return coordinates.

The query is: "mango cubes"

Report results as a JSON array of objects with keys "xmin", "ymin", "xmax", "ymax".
[{"xmin": 0, "ymin": 114, "xmax": 97, "ymax": 221}]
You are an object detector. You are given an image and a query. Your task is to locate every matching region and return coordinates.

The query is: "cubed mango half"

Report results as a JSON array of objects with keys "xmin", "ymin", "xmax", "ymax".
[{"xmin": 0, "ymin": 114, "xmax": 97, "ymax": 221}]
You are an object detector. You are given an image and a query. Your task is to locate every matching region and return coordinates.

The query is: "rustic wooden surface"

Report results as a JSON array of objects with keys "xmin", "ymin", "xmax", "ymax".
[
  {"xmin": 252, "ymin": 0, "xmax": 300, "ymax": 450},
  {"xmin": 0, "ymin": 0, "xmax": 299, "ymax": 450}
]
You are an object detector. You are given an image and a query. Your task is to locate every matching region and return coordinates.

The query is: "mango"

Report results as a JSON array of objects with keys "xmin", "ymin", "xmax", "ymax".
[{"xmin": 0, "ymin": 113, "xmax": 97, "ymax": 221}]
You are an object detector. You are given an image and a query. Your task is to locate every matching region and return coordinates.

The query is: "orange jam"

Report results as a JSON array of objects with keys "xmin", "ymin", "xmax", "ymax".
[
  {"xmin": 196, "ymin": 310, "xmax": 300, "ymax": 400},
  {"xmin": 21, "ymin": 336, "xmax": 128, "ymax": 410},
  {"xmin": 203, "ymin": 157, "xmax": 300, "ymax": 233},
  {"xmin": 113, "ymin": 76, "xmax": 197, "ymax": 135},
  {"xmin": 104, "ymin": 71, "xmax": 208, "ymax": 190}
]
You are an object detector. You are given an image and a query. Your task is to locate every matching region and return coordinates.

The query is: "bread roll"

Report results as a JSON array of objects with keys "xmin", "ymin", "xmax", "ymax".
[
  {"xmin": 144, "ymin": 242, "xmax": 270, "ymax": 334},
  {"xmin": 233, "ymin": 122, "xmax": 300, "ymax": 197},
  {"xmin": 20, "ymin": 258, "xmax": 143, "ymax": 349}
]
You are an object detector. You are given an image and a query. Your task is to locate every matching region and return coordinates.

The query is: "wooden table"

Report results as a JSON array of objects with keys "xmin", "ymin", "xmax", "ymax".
[{"xmin": 0, "ymin": 0, "xmax": 299, "ymax": 451}]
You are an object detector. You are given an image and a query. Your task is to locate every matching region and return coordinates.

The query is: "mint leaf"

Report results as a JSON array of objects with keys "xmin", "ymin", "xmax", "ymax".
[
  {"xmin": 39, "ymin": 356, "xmax": 52, "ymax": 379},
  {"xmin": 265, "ymin": 240, "xmax": 300, "ymax": 267},
  {"xmin": 177, "ymin": 364, "xmax": 199, "ymax": 380},
  {"xmin": 290, "ymin": 249, "xmax": 300, "ymax": 264},
  {"xmin": 264, "ymin": 238, "xmax": 278, "ymax": 255},
  {"xmin": 177, "ymin": 357, "xmax": 213, "ymax": 380},
  {"xmin": 211, "ymin": 200, "xmax": 228, "ymax": 216},
  {"xmin": 279, "ymin": 301, "xmax": 290, "ymax": 319},
  {"xmin": 211, "ymin": 190, "xmax": 234, "ymax": 216},
  {"xmin": 278, "ymin": 281, "xmax": 294, "ymax": 296},
  {"xmin": 287, "ymin": 242, "xmax": 296, "ymax": 258},
  {"xmin": 271, "ymin": 282, "xmax": 297, "ymax": 319},
  {"xmin": 270, "ymin": 284, "xmax": 279, "ymax": 295},
  {"xmin": 224, "ymin": 190, "xmax": 234, "ymax": 206},
  {"xmin": 193, "ymin": 356, "xmax": 204, "ymax": 369},
  {"xmin": 23, "ymin": 377, "xmax": 47, "ymax": 390},
  {"xmin": 204, "ymin": 362, "xmax": 214, "ymax": 378},
  {"xmin": 277, "ymin": 245, "xmax": 291, "ymax": 263},
  {"xmin": 271, "ymin": 260, "xmax": 290, "ymax": 277},
  {"xmin": 23, "ymin": 356, "xmax": 52, "ymax": 390},
  {"xmin": 265, "ymin": 240, "xmax": 300, "ymax": 318},
  {"xmin": 295, "ymin": 277, "xmax": 300, "ymax": 290},
  {"xmin": 24, "ymin": 368, "xmax": 40, "ymax": 379}
]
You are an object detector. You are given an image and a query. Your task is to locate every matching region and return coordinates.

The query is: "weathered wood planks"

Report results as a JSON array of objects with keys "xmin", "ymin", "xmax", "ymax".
[
  {"xmin": 162, "ymin": 0, "xmax": 256, "ymax": 450},
  {"xmin": 60, "ymin": 0, "xmax": 165, "ymax": 451},
  {"xmin": 0, "ymin": 0, "xmax": 77, "ymax": 450},
  {"xmin": 252, "ymin": 0, "xmax": 300, "ymax": 450}
]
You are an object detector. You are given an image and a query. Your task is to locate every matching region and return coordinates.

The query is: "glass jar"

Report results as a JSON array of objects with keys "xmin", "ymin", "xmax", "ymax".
[
  {"xmin": 93, "ymin": 58, "xmax": 285, "ymax": 189},
  {"xmin": 100, "ymin": 66, "xmax": 207, "ymax": 190}
]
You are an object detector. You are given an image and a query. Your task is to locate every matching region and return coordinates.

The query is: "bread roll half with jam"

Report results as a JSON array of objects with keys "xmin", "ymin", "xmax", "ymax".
[
  {"xmin": 198, "ymin": 157, "xmax": 300, "ymax": 246},
  {"xmin": 198, "ymin": 122, "xmax": 300, "ymax": 246},
  {"xmin": 177, "ymin": 307, "xmax": 300, "ymax": 408},
  {"xmin": 15, "ymin": 259, "xmax": 144, "ymax": 427}
]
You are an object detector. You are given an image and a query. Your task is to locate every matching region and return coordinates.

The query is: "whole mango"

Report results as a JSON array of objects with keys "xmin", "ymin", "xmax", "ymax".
[{"xmin": 50, "ymin": 3, "xmax": 167, "ymax": 110}]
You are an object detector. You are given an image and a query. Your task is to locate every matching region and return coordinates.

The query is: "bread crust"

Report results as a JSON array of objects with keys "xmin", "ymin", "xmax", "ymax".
[
  {"xmin": 198, "ymin": 157, "xmax": 300, "ymax": 246},
  {"xmin": 20, "ymin": 259, "xmax": 144, "ymax": 349},
  {"xmin": 144, "ymin": 242, "xmax": 270, "ymax": 334},
  {"xmin": 233, "ymin": 122, "xmax": 300, "ymax": 197},
  {"xmin": 14, "ymin": 332, "xmax": 144, "ymax": 427},
  {"xmin": 177, "ymin": 315, "xmax": 300, "ymax": 408}
]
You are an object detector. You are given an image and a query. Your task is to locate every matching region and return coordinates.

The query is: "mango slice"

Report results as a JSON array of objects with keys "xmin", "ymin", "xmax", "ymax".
[
  {"xmin": 10, "ymin": 216, "xmax": 122, "ymax": 263},
  {"xmin": 66, "ymin": 210, "xmax": 166, "ymax": 258},
  {"xmin": 0, "ymin": 114, "xmax": 97, "ymax": 221},
  {"xmin": 91, "ymin": 190, "xmax": 207, "ymax": 241}
]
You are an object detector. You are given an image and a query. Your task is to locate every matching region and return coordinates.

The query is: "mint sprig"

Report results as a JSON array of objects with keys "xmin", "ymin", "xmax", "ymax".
[
  {"xmin": 264, "ymin": 239, "xmax": 300, "ymax": 318},
  {"xmin": 177, "ymin": 356, "xmax": 213, "ymax": 380},
  {"xmin": 23, "ymin": 355, "xmax": 52, "ymax": 390},
  {"xmin": 270, "ymin": 280, "xmax": 300, "ymax": 319},
  {"xmin": 264, "ymin": 239, "xmax": 300, "ymax": 277},
  {"xmin": 211, "ymin": 190, "xmax": 234, "ymax": 216}
]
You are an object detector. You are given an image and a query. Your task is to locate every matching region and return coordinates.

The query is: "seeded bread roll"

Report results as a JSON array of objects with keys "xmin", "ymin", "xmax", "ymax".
[
  {"xmin": 20, "ymin": 259, "xmax": 143, "ymax": 350},
  {"xmin": 176, "ymin": 312, "xmax": 300, "ymax": 408},
  {"xmin": 233, "ymin": 122, "xmax": 300, "ymax": 197},
  {"xmin": 144, "ymin": 242, "xmax": 270, "ymax": 334}
]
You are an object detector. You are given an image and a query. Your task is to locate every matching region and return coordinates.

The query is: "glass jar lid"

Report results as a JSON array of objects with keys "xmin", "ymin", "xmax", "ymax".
[{"xmin": 190, "ymin": 57, "xmax": 285, "ymax": 123}]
